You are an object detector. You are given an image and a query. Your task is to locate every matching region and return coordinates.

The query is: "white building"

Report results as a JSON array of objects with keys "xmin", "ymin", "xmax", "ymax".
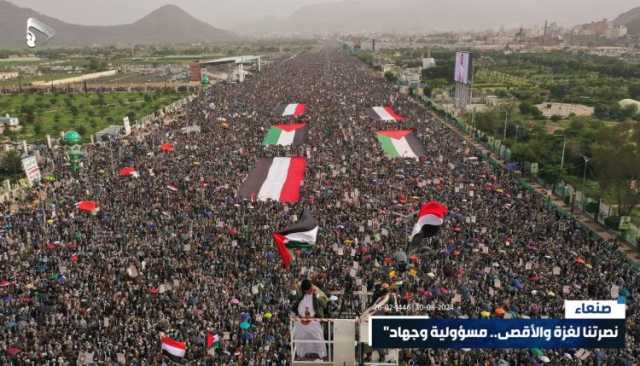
[
  {"xmin": 619, "ymin": 99, "xmax": 640, "ymax": 114},
  {"xmin": 422, "ymin": 58, "xmax": 436, "ymax": 70},
  {"xmin": 0, "ymin": 114, "xmax": 21, "ymax": 134},
  {"xmin": 607, "ymin": 25, "xmax": 628, "ymax": 39},
  {"xmin": 0, "ymin": 114, "xmax": 20, "ymax": 127},
  {"xmin": 0, "ymin": 72, "xmax": 19, "ymax": 81}
]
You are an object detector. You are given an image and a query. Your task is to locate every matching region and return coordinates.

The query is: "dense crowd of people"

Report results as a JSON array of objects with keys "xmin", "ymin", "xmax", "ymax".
[{"xmin": 1, "ymin": 46, "xmax": 638, "ymax": 365}]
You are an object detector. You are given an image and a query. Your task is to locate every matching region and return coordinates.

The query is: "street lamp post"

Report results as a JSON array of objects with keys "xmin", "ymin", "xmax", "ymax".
[
  {"xmin": 503, "ymin": 110, "xmax": 508, "ymax": 140},
  {"xmin": 560, "ymin": 136, "xmax": 566, "ymax": 170},
  {"xmin": 582, "ymin": 156, "xmax": 591, "ymax": 185}
]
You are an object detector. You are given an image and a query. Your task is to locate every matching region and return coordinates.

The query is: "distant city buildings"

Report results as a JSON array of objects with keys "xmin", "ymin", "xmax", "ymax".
[{"xmin": 572, "ymin": 19, "xmax": 627, "ymax": 39}]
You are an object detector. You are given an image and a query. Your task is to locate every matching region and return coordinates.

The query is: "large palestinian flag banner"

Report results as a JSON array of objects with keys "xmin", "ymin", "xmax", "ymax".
[
  {"xmin": 370, "ymin": 106, "xmax": 405, "ymax": 122},
  {"xmin": 262, "ymin": 123, "xmax": 308, "ymax": 146},
  {"xmin": 239, "ymin": 157, "xmax": 306, "ymax": 203},
  {"xmin": 276, "ymin": 103, "xmax": 306, "ymax": 117},
  {"xmin": 273, "ymin": 209, "xmax": 319, "ymax": 268},
  {"xmin": 376, "ymin": 130, "xmax": 425, "ymax": 159},
  {"xmin": 410, "ymin": 201, "xmax": 448, "ymax": 244}
]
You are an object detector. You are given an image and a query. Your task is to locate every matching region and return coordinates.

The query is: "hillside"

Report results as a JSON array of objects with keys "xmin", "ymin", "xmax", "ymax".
[
  {"xmin": 613, "ymin": 6, "xmax": 640, "ymax": 34},
  {"xmin": 236, "ymin": 0, "xmax": 435, "ymax": 35},
  {"xmin": 0, "ymin": 1, "xmax": 233, "ymax": 48},
  {"xmin": 236, "ymin": 0, "xmax": 560, "ymax": 35}
]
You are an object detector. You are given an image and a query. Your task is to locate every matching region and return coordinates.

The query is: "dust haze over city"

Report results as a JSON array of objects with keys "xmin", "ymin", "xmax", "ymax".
[
  {"xmin": 13, "ymin": 0, "xmax": 640, "ymax": 32},
  {"xmin": 1, "ymin": 0, "xmax": 640, "ymax": 365}
]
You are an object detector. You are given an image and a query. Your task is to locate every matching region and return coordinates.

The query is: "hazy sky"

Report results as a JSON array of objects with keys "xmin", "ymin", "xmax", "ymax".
[{"xmin": 13, "ymin": 0, "xmax": 640, "ymax": 29}]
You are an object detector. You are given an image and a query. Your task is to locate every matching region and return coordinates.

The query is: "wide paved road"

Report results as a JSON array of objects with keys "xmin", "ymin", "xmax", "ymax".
[{"xmin": 1, "ymin": 46, "xmax": 638, "ymax": 365}]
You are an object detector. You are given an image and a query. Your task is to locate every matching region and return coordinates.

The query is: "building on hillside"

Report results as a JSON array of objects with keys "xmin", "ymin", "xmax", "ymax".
[
  {"xmin": 572, "ymin": 19, "xmax": 628, "ymax": 39},
  {"xmin": 607, "ymin": 25, "xmax": 628, "ymax": 39},
  {"xmin": 0, "ymin": 72, "xmax": 19, "ymax": 81}
]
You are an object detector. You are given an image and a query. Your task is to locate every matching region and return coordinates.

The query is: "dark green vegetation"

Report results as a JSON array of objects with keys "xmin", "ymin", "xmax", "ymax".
[{"xmin": 0, "ymin": 91, "xmax": 183, "ymax": 142}]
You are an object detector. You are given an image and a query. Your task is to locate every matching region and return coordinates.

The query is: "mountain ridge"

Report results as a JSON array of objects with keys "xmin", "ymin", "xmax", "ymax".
[
  {"xmin": 0, "ymin": 0, "xmax": 234, "ymax": 48},
  {"xmin": 613, "ymin": 6, "xmax": 640, "ymax": 34}
]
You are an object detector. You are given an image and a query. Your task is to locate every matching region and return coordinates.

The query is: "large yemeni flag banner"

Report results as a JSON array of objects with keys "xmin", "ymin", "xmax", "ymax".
[
  {"xmin": 262, "ymin": 123, "xmax": 308, "ymax": 146},
  {"xmin": 239, "ymin": 157, "xmax": 306, "ymax": 203},
  {"xmin": 410, "ymin": 201, "xmax": 448, "ymax": 242},
  {"xmin": 371, "ymin": 106, "xmax": 405, "ymax": 122},
  {"xmin": 376, "ymin": 130, "xmax": 425, "ymax": 159},
  {"xmin": 277, "ymin": 103, "xmax": 306, "ymax": 117},
  {"xmin": 273, "ymin": 209, "xmax": 319, "ymax": 268},
  {"xmin": 161, "ymin": 336, "xmax": 186, "ymax": 358}
]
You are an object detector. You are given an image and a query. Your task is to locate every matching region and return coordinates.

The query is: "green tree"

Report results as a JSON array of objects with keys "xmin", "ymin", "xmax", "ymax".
[
  {"xmin": 20, "ymin": 104, "xmax": 35, "ymax": 125},
  {"xmin": 519, "ymin": 101, "xmax": 544, "ymax": 119},
  {"xmin": 628, "ymin": 84, "xmax": 640, "ymax": 100},
  {"xmin": 2, "ymin": 129, "xmax": 17, "ymax": 141},
  {"xmin": 69, "ymin": 105, "xmax": 79, "ymax": 117},
  {"xmin": 76, "ymin": 125, "xmax": 88, "ymax": 136},
  {"xmin": 0, "ymin": 150, "xmax": 23, "ymax": 179},
  {"xmin": 88, "ymin": 58, "xmax": 105, "ymax": 71},
  {"xmin": 592, "ymin": 122, "xmax": 640, "ymax": 216},
  {"xmin": 550, "ymin": 84, "xmax": 569, "ymax": 100},
  {"xmin": 384, "ymin": 72, "xmax": 398, "ymax": 83},
  {"xmin": 33, "ymin": 122, "xmax": 43, "ymax": 136},
  {"xmin": 540, "ymin": 165, "xmax": 563, "ymax": 185}
]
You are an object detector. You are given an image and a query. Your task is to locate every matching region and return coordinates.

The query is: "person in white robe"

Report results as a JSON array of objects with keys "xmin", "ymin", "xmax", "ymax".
[{"xmin": 293, "ymin": 279, "xmax": 327, "ymax": 360}]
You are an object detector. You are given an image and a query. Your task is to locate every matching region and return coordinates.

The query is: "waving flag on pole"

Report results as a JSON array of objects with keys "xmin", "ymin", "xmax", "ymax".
[
  {"xmin": 370, "ymin": 106, "xmax": 405, "ymax": 122},
  {"xmin": 75, "ymin": 201, "xmax": 99, "ymax": 214},
  {"xmin": 118, "ymin": 167, "xmax": 139, "ymax": 178},
  {"xmin": 207, "ymin": 332, "xmax": 221, "ymax": 351},
  {"xmin": 161, "ymin": 336, "xmax": 186, "ymax": 359},
  {"xmin": 262, "ymin": 123, "xmax": 308, "ymax": 146},
  {"xmin": 273, "ymin": 209, "xmax": 319, "ymax": 268},
  {"xmin": 160, "ymin": 143, "xmax": 174, "ymax": 153},
  {"xmin": 276, "ymin": 103, "xmax": 306, "ymax": 117},
  {"xmin": 376, "ymin": 130, "xmax": 424, "ymax": 159},
  {"xmin": 410, "ymin": 201, "xmax": 448, "ymax": 244},
  {"xmin": 239, "ymin": 157, "xmax": 306, "ymax": 203}
]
